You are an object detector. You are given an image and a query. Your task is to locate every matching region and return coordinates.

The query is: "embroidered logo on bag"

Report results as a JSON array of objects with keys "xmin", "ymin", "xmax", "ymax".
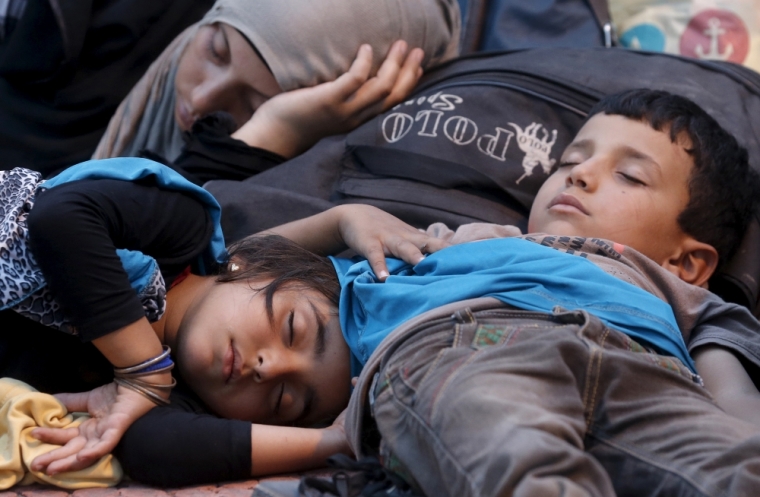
[
  {"xmin": 383, "ymin": 92, "xmax": 559, "ymax": 183},
  {"xmin": 508, "ymin": 122, "xmax": 558, "ymax": 184}
]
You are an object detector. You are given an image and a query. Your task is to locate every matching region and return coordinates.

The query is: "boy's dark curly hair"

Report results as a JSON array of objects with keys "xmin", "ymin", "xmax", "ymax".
[{"xmin": 588, "ymin": 89, "xmax": 759, "ymax": 266}]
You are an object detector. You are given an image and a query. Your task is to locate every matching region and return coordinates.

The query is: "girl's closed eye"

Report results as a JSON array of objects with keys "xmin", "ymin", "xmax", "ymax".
[{"xmin": 288, "ymin": 310, "xmax": 295, "ymax": 347}]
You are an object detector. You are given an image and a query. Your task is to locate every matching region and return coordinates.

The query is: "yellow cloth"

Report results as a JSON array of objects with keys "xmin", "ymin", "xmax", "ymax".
[{"xmin": 0, "ymin": 378, "xmax": 122, "ymax": 490}]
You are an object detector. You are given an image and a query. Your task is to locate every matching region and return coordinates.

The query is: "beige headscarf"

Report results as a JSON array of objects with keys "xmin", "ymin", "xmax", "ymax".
[{"xmin": 93, "ymin": 0, "xmax": 461, "ymax": 161}]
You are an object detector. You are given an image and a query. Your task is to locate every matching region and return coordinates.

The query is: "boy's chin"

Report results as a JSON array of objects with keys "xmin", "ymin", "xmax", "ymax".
[{"xmin": 528, "ymin": 219, "xmax": 586, "ymax": 238}]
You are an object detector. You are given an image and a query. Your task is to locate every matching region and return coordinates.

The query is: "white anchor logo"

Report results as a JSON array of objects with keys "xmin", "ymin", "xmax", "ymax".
[
  {"xmin": 508, "ymin": 122, "xmax": 558, "ymax": 184},
  {"xmin": 695, "ymin": 17, "xmax": 733, "ymax": 61}
]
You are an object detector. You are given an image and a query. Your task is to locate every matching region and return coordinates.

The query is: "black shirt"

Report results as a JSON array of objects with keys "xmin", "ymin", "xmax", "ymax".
[
  {"xmin": 156, "ymin": 112, "xmax": 285, "ymax": 186},
  {"xmin": 0, "ymin": 0, "xmax": 213, "ymax": 177},
  {"xmin": 0, "ymin": 178, "xmax": 252, "ymax": 486}
]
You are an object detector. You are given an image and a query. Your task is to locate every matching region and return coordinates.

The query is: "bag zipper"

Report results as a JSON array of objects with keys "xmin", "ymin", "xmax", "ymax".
[
  {"xmin": 413, "ymin": 70, "xmax": 604, "ymax": 118},
  {"xmin": 414, "ymin": 52, "xmax": 760, "ymax": 114}
]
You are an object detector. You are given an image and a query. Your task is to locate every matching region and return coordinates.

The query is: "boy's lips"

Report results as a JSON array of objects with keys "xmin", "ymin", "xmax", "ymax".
[
  {"xmin": 223, "ymin": 342, "xmax": 242, "ymax": 384},
  {"xmin": 548, "ymin": 192, "xmax": 589, "ymax": 215}
]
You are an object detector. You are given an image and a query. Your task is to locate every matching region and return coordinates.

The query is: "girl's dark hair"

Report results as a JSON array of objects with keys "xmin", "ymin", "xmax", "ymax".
[
  {"xmin": 588, "ymin": 89, "xmax": 759, "ymax": 266},
  {"xmin": 217, "ymin": 234, "xmax": 341, "ymax": 321}
]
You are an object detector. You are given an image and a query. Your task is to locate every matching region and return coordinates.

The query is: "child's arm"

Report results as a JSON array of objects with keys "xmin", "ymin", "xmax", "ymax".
[
  {"xmin": 34, "ymin": 401, "xmax": 351, "ymax": 485},
  {"xmin": 248, "ymin": 410, "xmax": 350, "ymax": 476},
  {"xmin": 30, "ymin": 318, "xmax": 171, "ymax": 475},
  {"xmin": 267, "ymin": 204, "xmax": 450, "ymax": 280},
  {"xmin": 232, "ymin": 40, "xmax": 423, "ymax": 159},
  {"xmin": 693, "ymin": 345, "xmax": 760, "ymax": 426},
  {"xmin": 25, "ymin": 179, "xmax": 213, "ymax": 474}
]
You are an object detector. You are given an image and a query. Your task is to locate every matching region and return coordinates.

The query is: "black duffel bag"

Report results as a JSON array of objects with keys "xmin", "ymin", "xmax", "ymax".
[{"xmin": 205, "ymin": 47, "xmax": 760, "ymax": 316}]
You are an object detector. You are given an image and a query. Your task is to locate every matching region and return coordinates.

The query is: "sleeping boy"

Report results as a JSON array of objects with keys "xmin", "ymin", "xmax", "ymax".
[
  {"xmin": 269, "ymin": 88, "xmax": 760, "ymax": 496},
  {"xmin": 28, "ymin": 88, "xmax": 760, "ymax": 494}
]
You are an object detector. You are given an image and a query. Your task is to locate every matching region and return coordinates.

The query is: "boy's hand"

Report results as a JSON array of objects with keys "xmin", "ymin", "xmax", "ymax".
[
  {"xmin": 29, "ymin": 381, "xmax": 157, "ymax": 475},
  {"xmin": 233, "ymin": 40, "xmax": 424, "ymax": 158},
  {"xmin": 336, "ymin": 205, "xmax": 450, "ymax": 281}
]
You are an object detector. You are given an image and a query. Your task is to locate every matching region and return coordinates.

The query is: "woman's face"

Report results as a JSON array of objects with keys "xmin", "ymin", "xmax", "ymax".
[
  {"xmin": 174, "ymin": 22, "xmax": 282, "ymax": 131},
  {"xmin": 175, "ymin": 279, "xmax": 351, "ymax": 426}
]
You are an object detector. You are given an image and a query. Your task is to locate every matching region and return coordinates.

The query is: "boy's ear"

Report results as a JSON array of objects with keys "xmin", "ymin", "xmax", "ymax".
[{"xmin": 661, "ymin": 238, "xmax": 719, "ymax": 288}]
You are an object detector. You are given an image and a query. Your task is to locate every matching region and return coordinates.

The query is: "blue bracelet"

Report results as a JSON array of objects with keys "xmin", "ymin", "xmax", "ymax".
[
  {"xmin": 114, "ymin": 345, "xmax": 174, "ymax": 377},
  {"xmin": 137, "ymin": 354, "xmax": 174, "ymax": 374}
]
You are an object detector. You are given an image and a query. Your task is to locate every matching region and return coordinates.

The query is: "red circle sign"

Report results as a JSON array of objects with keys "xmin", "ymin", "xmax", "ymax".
[{"xmin": 680, "ymin": 9, "xmax": 749, "ymax": 64}]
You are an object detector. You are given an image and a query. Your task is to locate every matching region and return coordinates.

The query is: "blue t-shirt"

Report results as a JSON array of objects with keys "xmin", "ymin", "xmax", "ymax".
[{"xmin": 330, "ymin": 238, "xmax": 693, "ymax": 377}]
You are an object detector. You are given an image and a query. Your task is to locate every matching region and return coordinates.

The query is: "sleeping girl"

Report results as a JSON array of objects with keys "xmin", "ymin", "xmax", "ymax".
[
  {"xmin": 0, "ymin": 52, "xmax": 450, "ymax": 487},
  {"xmin": 0, "ymin": 161, "xmax": 440, "ymax": 486}
]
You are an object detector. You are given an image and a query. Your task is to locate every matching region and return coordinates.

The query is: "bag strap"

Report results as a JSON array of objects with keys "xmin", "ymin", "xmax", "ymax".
[
  {"xmin": 585, "ymin": 0, "xmax": 616, "ymax": 47},
  {"xmin": 586, "ymin": 0, "xmax": 611, "ymax": 25},
  {"xmin": 459, "ymin": 0, "xmax": 490, "ymax": 55}
]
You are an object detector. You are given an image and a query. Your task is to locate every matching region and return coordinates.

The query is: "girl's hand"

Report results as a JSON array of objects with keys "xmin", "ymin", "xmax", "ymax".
[
  {"xmin": 322, "ymin": 408, "xmax": 353, "ymax": 457},
  {"xmin": 335, "ymin": 205, "xmax": 450, "ymax": 281},
  {"xmin": 268, "ymin": 205, "xmax": 451, "ymax": 281},
  {"xmin": 233, "ymin": 40, "xmax": 424, "ymax": 158},
  {"xmin": 29, "ymin": 382, "xmax": 157, "ymax": 475}
]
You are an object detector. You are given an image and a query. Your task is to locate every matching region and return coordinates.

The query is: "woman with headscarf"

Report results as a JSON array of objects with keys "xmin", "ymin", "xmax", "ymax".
[{"xmin": 93, "ymin": 0, "xmax": 461, "ymax": 182}]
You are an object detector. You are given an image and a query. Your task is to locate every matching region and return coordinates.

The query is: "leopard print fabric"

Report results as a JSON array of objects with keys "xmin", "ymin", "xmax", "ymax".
[
  {"xmin": 1, "ymin": 167, "xmax": 167, "ymax": 334},
  {"xmin": 0, "ymin": 168, "xmax": 47, "ymax": 308}
]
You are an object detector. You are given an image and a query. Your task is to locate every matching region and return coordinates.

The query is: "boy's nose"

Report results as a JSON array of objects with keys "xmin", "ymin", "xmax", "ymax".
[{"xmin": 565, "ymin": 161, "xmax": 598, "ymax": 191}]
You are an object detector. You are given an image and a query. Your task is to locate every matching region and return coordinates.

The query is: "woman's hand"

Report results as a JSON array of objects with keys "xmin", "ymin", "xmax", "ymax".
[
  {"xmin": 30, "ymin": 381, "xmax": 157, "ymax": 475},
  {"xmin": 233, "ymin": 40, "xmax": 424, "ymax": 158}
]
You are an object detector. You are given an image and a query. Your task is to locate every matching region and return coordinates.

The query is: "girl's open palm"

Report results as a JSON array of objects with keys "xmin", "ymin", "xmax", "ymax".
[{"xmin": 30, "ymin": 382, "xmax": 156, "ymax": 475}]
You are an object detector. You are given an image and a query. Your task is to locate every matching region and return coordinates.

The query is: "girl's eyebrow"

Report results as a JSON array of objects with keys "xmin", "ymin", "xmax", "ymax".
[{"xmin": 308, "ymin": 300, "xmax": 327, "ymax": 359}]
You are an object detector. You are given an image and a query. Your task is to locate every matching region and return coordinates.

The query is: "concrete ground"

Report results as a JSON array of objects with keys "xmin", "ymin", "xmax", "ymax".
[{"xmin": 0, "ymin": 469, "xmax": 335, "ymax": 497}]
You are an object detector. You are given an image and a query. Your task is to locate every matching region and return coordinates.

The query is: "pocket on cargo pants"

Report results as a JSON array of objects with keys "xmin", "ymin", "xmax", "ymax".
[{"xmin": 371, "ymin": 306, "xmax": 616, "ymax": 497}]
